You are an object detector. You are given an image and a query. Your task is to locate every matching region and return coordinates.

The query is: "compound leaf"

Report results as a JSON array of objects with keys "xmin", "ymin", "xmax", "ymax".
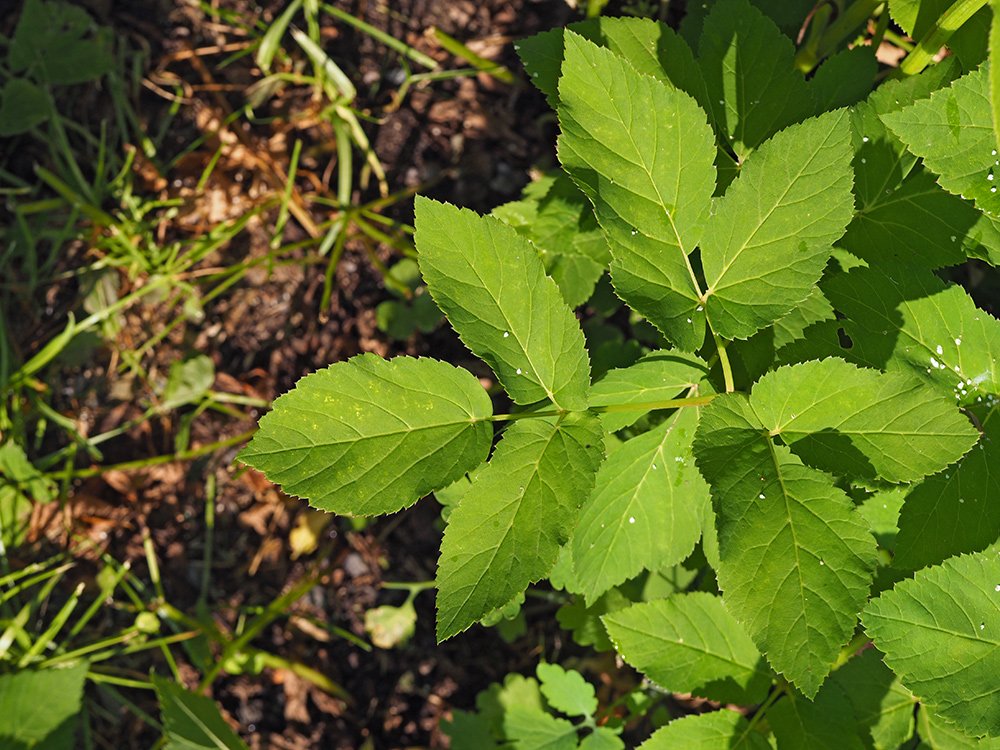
[
  {"xmin": 572, "ymin": 408, "xmax": 709, "ymax": 604},
  {"xmin": 557, "ymin": 31, "xmax": 716, "ymax": 350},
  {"xmin": 864, "ymin": 548, "xmax": 1000, "ymax": 738},
  {"xmin": 700, "ymin": 109, "xmax": 855, "ymax": 340},
  {"xmin": 239, "ymin": 354, "xmax": 493, "ymax": 516},
  {"xmin": 415, "ymin": 198, "xmax": 591, "ymax": 411},
  {"xmin": 436, "ymin": 414, "xmax": 604, "ymax": 641},
  {"xmin": 603, "ymin": 593, "xmax": 771, "ymax": 705}
]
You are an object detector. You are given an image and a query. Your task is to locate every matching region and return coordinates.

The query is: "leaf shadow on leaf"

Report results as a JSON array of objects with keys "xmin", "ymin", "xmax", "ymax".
[
  {"xmin": 698, "ymin": 655, "xmax": 773, "ymax": 706},
  {"xmin": 782, "ymin": 428, "xmax": 878, "ymax": 484}
]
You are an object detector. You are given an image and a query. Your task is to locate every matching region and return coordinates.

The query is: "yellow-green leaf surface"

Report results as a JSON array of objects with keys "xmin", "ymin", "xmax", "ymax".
[
  {"xmin": 603, "ymin": 594, "xmax": 771, "ymax": 705},
  {"xmin": 415, "ymin": 198, "xmax": 590, "ymax": 411},
  {"xmin": 588, "ymin": 351, "xmax": 709, "ymax": 432},
  {"xmin": 238, "ymin": 355, "xmax": 493, "ymax": 516},
  {"xmin": 639, "ymin": 709, "xmax": 772, "ymax": 750},
  {"xmin": 699, "ymin": 110, "xmax": 855, "ymax": 340},
  {"xmin": 557, "ymin": 32, "xmax": 716, "ymax": 350},
  {"xmin": 882, "ymin": 64, "xmax": 1000, "ymax": 217},
  {"xmin": 436, "ymin": 414, "xmax": 604, "ymax": 641},
  {"xmin": 518, "ymin": 17, "xmax": 709, "ymax": 114},
  {"xmin": 864, "ymin": 548, "xmax": 1000, "ymax": 738},
  {"xmin": 694, "ymin": 393, "xmax": 877, "ymax": 696},
  {"xmin": 749, "ymin": 358, "xmax": 979, "ymax": 483},
  {"xmin": 571, "ymin": 408, "xmax": 709, "ymax": 604}
]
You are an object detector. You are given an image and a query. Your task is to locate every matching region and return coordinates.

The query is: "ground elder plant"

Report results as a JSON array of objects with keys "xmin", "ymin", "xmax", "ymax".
[{"xmin": 242, "ymin": 1, "xmax": 1000, "ymax": 746}]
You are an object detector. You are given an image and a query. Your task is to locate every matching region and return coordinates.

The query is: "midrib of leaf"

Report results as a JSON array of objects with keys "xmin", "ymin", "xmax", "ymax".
[
  {"xmin": 706, "ymin": 121, "xmax": 843, "ymax": 296},
  {"xmin": 606, "ymin": 87, "xmax": 705, "ymax": 299},
  {"xmin": 462, "ymin": 249, "xmax": 561, "ymax": 405},
  {"xmin": 173, "ymin": 698, "xmax": 235, "ymax": 750},
  {"xmin": 765, "ymin": 438, "xmax": 809, "ymax": 625},
  {"xmin": 437, "ymin": 420, "xmax": 562, "ymax": 632},
  {"xmin": 589, "ymin": 415, "xmax": 681, "ymax": 586},
  {"xmin": 608, "ymin": 617, "xmax": 755, "ymax": 674}
]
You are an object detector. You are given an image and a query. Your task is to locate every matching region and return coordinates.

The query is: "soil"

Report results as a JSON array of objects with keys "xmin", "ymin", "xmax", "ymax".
[{"xmin": 7, "ymin": 0, "xmax": 610, "ymax": 748}]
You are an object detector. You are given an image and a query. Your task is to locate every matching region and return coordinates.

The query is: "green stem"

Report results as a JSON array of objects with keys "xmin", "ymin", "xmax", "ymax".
[
  {"xmin": 832, "ymin": 631, "xmax": 871, "ymax": 670},
  {"xmin": 712, "ymin": 330, "xmax": 736, "ymax": 393},
  {"xmin": 796, "ymin": 0, "xmax": 884, "ymax": 72},
  {"xmin": 899, "ymin": 0, "xmax": 988, "ymax": 75},
  {"xmin": 745, "ymin": 681, "xmax": 787, "ymax": 734},
  {"xmin": 45, "ymin": 429, "xmax": 256, "ymax": 480},
  {"xmin": 488, "ymin": 394, "xmax": 716, "ymax": 422}
]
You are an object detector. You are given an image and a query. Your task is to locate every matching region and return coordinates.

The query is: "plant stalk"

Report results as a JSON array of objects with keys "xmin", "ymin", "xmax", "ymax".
[{"xmin": 898, "ymin": 0, "xmax": 988, "ymax": 75}]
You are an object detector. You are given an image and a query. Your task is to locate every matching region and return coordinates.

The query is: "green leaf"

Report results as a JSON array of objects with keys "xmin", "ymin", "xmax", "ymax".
[
  {"xmin": 503, "ymin": 706, "xmax": 578, "ymax": 750},
  {"xmin": 579, "ymin": 727, "xmax": 624, "ymax": 750},
  {"xmin": 0, "ymin": 662, "xmax": 88, "ymax": 749},
  {"xmin": 537, "ymin": 663, "xmax": 597, "ymax": 717},
  {"xmin": 9, "ymin": 0, "xmax": 112, "ymax": 85},
  {"xmin": 823, "ymin": 266, "xmax": 1000, "ymax": 403},
  {"xmin": 768, "ymin": 691, "xmax": 865, "ymax": 750},
  {"xmin": 809, "ymin": 48, "xmax": 878, "ymax": 112},
  {"xmin": 442, "ymin": 710, "xmax": 501, "ymax": 749},
  {"xmin": 882, "ymin": 65, "xmax": 1000, "ymax": 217},
  {"xmin": 436, "ymin": 414, "xmax": 604, "ymax": 640},
  {"xmin": 238, "ymin": 354, "xmax": 493, "ymax": 516},
  {"xmin": 602, "ymin": 593, "xmax": 771, "ymax": 704},
  {"xmin": 494, "ymin": 173, "xmax": 608, "ymax": 308},
  {"xmin": 571, "ymin": 408, "xmax": 709, "ymax": 603},
  {"xmin": 557, "ymin": 32, "xmax": 716, "ymax": 350},
  {"xmin": 839, "ymin": 169, "xmax": 1000, "ymax": 270},
  {"xmin": 639, "ymin": 709, "xmax": 773, "ymax": 750},
  {"xmin": 916, "ymin": 705, "xmax": 1000, "ymax": 749},
  {"xmin": 895, "ymin": 407, "xmax": 1000, "ymax": 570},
  {"xmin": 162, "ymin": 355, "xmax": 215, "ymax": 411},
  {"xmin": 748, "ymin": 358, "xmax": 979, "ymax": 484},
  {"xmin": 153, "ymin": 675, "xmax": 248, "ymax": 750},
  {"xmin": 864, "ymin": 548, "xmax": 1000, "ymax": 738},
  {"xmin": 697, "ymin": 0, "xmax": 813, "ymax": 158},
  {"xmin": 415, "ymin": 198, "xmax": 591, "ymax": 410},
  {"xmin": 694, "ymin": 393, "xmax": 877, "ymax": 696},
  {"xmin": 772, "ymin": 288, "xmax": 835, "ymax": 350},
  {"xmin": 588, "ymin": 351, "xmax": 709, "ymax": 432},
  {"xmin": 518, "ymin": 18, "xmax": 708, "ymax": 113},
  {"xmin": 850, "ymin": 59, "xmax": 961, "ymax": 212},
  {"xmin": 826, "ymin": 649, "xmax": 917, "ymax": 750},
  {"xmin": 699, "ymin": 109, "xmax": 855, "ymax": 340},
  {"xmin": 0, "ymin": 78, "xmax": 50, "ymax": 136}
]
